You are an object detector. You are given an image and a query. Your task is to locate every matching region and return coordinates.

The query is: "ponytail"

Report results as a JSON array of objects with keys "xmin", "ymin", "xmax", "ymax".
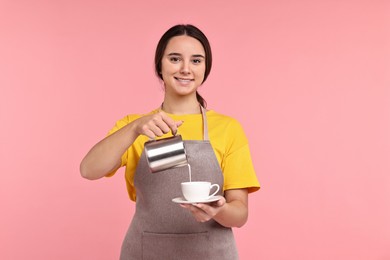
[{"xmin": 196, "ymin": 91, "xmax": 207, "ymax": 108}]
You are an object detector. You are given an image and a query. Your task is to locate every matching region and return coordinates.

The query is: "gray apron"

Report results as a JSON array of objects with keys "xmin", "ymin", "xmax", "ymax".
[{"xmin": 120, "ymin": 107, "xmax": 238, "ymax": 260}]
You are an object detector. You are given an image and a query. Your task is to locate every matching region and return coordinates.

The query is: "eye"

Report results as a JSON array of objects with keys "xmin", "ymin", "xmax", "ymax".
[
  {"xmin": 192, "ymin": 59, "xmax": 202, "ymax": 64},
  {"xmin": 169, "ymin": 56, "xmax": 181, "ymax": 63}
]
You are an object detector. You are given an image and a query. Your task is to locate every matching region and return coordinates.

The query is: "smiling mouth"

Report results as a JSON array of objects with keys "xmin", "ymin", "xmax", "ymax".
[{"xmin": 175, "ymin": 77, "xmax": 194, "ymax": 82}]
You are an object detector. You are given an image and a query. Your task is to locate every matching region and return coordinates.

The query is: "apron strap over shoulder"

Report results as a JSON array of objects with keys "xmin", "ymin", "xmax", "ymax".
[{"xmin": 200, "ymin": 106, "xmax": 209, "ymax": 141}]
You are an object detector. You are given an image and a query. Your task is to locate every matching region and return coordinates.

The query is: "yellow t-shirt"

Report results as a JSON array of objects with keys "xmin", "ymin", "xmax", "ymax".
[{"xmin": 107, "ymin": 109, "xmax": 260, "ymax": 201}]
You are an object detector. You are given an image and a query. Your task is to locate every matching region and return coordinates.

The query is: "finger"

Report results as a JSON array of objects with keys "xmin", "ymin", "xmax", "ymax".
[
  {"xmin": 140, "ymin": 125, "xmax": 157, "ymax": 139},
  {"xmin": 143, "ymin": 129, "xmax": 156, "ymax": 140},
  {"xmin": 142, "ymin": 124, "xmax": 163, "ymax": 138},
  {"xmin": 190, "ymin": 206, "xmax": 211, "ymax": 222},
  {"xmin": 160, "ymin": 112, "xmax": 182, "ymax": 135},
  {"xmin": 193, "ymin": 203, "xmax": 221, "ymax": 219},
  {"xmin": 182, "ymin": 203, "xmax": 204, "ymax": 214},
  {"xmin": 153, "ymin": 112, "xmax": 179, "ymax": 133},
  {"xmin": 172, "ymin": 120, "xmax": 184, "ymax": 135},
  {"xmin": 196, "ymin": 211, "xmax": 212, "ymax": 222},
  {"xmin": 192, "ymin": 203, "xmax": 213, "ymax": 216},
  {"xmin": 181, "ymin": 204, "xmax": 212, "ymax": 222},
  {"xmin": 216, "ymin": 199, "xmax": 225, "ymax": 207},
  {"xmin": 193, "ymin": 203, "xmax": 207, "ymax": 211},
  {"xmin": 146, "ymin": 121, "xmax": 167, "ymax": 137},
  {"xmin": 211, "ymin": 197, "xmax": 225, "ymax": 207},
  {"xmin": 136, "ymin": 115, "xmax": 165, "ymax": 137},
  {"xmin": 152, "ymin": 119, "xmax": 171, "ymax": 134}
]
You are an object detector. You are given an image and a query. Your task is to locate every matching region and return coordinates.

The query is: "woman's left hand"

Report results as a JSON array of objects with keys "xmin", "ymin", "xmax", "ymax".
[
  {"xmin": 180, "ymin": 197, "xmax": 226, "ymax": 222},
  {"xmin": 179, "ymin": 189, "xmax": 249, "ymax": 227}
]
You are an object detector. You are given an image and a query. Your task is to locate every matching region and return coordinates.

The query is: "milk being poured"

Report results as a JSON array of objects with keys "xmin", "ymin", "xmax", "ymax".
[{"xmin": 187, "ymin": 163, "xmax": 192, "ymax": 182}]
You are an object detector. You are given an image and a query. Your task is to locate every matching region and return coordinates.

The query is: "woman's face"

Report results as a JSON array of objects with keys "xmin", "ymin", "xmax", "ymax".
[{"xmin": 160, "ymin": 35, "xmax": 206, "ymax": 99}]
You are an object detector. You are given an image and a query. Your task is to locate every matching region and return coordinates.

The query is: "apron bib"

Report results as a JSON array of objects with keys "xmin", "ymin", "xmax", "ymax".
[{"xmin": 120, "ymin": 107, "xmax": 238, "ymax": 260}]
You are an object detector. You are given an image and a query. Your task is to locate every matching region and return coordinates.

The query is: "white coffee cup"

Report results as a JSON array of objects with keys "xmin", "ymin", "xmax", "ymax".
[{"xmin": 181, "ymin": 181, "xmax": 220, "ymax": 202}]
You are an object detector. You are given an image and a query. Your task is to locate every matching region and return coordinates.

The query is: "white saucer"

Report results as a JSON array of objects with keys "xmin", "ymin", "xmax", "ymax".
[{"xmin": 172, "ymin": 195, "xmax": 223, "ymax": 204}]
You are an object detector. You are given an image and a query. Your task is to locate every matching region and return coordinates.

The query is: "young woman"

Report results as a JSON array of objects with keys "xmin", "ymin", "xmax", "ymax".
[{"xmin": 80, "ymin": 24, "xmax": 260, "ymax": 260}]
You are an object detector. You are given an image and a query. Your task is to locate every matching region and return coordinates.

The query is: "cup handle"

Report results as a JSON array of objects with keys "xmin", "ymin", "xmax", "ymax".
[{"xmin": 208, "ymin": 184, "xmax": 220, "ymax": 198}]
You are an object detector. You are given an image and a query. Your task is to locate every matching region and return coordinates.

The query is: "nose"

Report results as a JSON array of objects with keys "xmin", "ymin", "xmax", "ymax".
[{"xmin": 180, "ymin": 60, "xmax": 190, "ymax": 75}]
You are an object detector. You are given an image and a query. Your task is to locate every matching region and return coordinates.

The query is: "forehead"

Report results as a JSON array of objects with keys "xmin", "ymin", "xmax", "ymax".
[{"xmin": 164, "ymin": 35, "xmax": 205, "ymax": 55}]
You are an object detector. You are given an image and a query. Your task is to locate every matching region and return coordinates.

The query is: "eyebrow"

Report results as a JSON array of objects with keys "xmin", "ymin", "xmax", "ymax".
[{"xmin": 167, "ymin": 53, "xmax": 205, "ymax": 59}]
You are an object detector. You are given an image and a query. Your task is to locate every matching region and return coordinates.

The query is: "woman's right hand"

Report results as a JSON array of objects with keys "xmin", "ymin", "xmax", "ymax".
[
  {"xmin": 80, "ymin": 111, "xmax": 183, "ymax": 180},
  {"xmin": 133, "ymin": 111, "xmax": 183, "ymax": 139}
]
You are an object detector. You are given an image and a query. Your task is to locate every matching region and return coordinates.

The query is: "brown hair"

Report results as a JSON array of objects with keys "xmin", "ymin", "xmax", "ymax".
[{"xmin": 154, "ymin": 24, "xmax": 212, "ymax": 107}]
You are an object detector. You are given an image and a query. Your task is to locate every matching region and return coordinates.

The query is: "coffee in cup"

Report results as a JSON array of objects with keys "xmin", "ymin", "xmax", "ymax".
[{"xmin": 181, "ymin": 181, "xmax": 220, "ymax": 202}]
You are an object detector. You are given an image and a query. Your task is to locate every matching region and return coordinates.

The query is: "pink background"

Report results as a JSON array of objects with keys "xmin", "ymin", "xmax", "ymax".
[{"xmin": 1, "ymin": 1, "xmax": 389, "ymax": 259}]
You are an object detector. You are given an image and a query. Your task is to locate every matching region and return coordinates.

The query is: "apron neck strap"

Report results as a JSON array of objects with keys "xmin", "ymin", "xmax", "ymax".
[{"xmin": 200, "ymin": 106, "xmax": 209, "ymax": 141}]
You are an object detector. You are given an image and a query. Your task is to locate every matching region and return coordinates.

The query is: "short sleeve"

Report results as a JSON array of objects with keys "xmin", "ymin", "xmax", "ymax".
[
  {"xmin": 105, "ymin": 115, "xmax": 139, "ymax": 177},
  {"xmin": 221, "ymin": 119, "xmax": 260, "ymax": 193}
]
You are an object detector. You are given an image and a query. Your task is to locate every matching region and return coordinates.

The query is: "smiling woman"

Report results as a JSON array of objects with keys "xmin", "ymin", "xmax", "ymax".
[
  {"xmin": 160, "ymin": 35, "xmax": 206, "ymax": 107},
  {"xmin": 80, "ymin": 24, "xmax": 260, "ymax": 260},
  {"xmin": 155, "ymin": 24, "xmax": 213, "ymax": 108}
]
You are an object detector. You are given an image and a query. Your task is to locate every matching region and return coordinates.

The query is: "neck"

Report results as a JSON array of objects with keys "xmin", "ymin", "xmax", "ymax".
[{"xmin": 162, "ymin": 95, "xmax": 200, "ymax": 115}]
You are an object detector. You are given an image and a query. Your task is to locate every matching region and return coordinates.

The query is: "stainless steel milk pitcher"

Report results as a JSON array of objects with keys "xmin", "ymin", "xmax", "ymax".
[{"xmin": 144, "ymin": 135, "xmax": 188, "ymax": 173}]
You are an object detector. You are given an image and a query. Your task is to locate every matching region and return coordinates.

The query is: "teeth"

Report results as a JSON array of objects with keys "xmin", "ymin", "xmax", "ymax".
[{"xmin": 177, "ymin": 78, "xmax": 191, "ymax": 82}]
